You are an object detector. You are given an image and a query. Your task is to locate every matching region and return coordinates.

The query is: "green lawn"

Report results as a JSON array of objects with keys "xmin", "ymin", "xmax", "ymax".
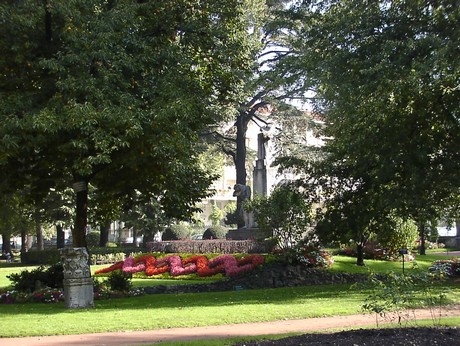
[
  {"xmin": 328, "ymin": 253, "xmax": 458, "ymax": 274},
  {"xmin": 0, "ymin": 252, "xmax": 458, "ymax": 338},
  {"xmin": 1, "ymin": 282, "xmax": 459, "ymax": 338}
]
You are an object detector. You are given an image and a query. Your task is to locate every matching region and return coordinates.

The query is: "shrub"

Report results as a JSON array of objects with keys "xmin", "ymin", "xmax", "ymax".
[
  {"xmin": 203, "ymin": 226, "xmax": 228, "ymax": 239},
  {"xmin": 275, "ymin": 241, "xmax": 334, "ymax": 269},
  {"xmin": 376, "ymin": 217, "xmax": 418, "ymax": 257},
  {"xmin": 162, "ymin": 224, "xmax": 191, "ymax": 241},
  {"xmin": 106, "ymin": 270, "xmax": 132, "ymax": 292},
  {"xmin": 429, "ymin": 259, "xmax": 460, "ymax": 277},
  {"xmin": 7, "ymin": 263, "xmax": 64, "ymax": 293},
  {"xmin": 20, "ymin": 249, "xmax": 60, "ymax": 265},
  {"xmin": 358, "ymin": 271, "xmax": 449, "ymax": 327},
  {"xmin": 246, "ymin": 185, "xmax": 313, "ymax": 250},
  {"xmin": 86, "ymin": 231, "xmax": 101, "ymax": 248},
  {"xmin": 337, "ymin": 242, "xmax": 394, "ymax": 261}
]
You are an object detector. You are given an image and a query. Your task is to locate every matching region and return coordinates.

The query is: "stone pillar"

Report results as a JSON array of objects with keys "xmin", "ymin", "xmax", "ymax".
[
  {"xmin": 253, "ymin": 132, "xmax": 268, "ymax": 197},
  {"xmin": 60, "ymin": 247, "xmax": 94, "ymax": 309}
]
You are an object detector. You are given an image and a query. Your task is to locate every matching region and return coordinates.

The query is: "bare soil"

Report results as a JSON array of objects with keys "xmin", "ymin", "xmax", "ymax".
[{"xmin": 235, "ymin": 327, "xmax": 460, "ymax": 345}]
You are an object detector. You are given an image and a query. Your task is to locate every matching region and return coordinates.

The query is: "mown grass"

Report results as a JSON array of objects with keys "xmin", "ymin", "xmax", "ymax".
[
  {"xmin": 328, "ymin": 253, "xmax": 457, "ymax": 274},
  {"xmin": 0, "ymin": 252, "xmax": 458, "ymax": 338},
  {"xmin": 1, "ymin": 282, "xmax": 458, "ymax": 338}
]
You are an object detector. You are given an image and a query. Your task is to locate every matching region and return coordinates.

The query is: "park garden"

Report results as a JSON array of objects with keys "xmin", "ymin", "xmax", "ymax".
[
  {"xmin": 0, "ymin": 239, "xmax": 459, "ymax": 344},
  {"xmin": 1, "ymin": 0, "xmax": 460, "ymax": 344}
]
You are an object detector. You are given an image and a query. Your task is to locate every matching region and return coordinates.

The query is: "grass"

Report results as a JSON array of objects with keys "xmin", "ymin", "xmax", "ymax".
[
  {"xmin": 328, "ymin": 253, "xmax": 458, "ymax": 275},
  {"xmin": 1, "ymin": 282, "xmax": 458, "ymax": 338},
  {"xmin": 0, "ymin": 251, "xmax": 458, "ymax": 338}
]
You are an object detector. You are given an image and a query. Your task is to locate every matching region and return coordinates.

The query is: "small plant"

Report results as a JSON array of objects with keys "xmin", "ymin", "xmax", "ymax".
[
  {"xmin": 356, "ymin": 271, "xmax": 449, "ymax": 327},
  {"xmin": 7, "ymin": 263, "xmax": 64, "ymax": 293},
  {"xmin": 429, "ymin": 259, "xmax": 460, "ymax": 277},
  {"xmin": 106, "ymin": 270, "xmax": 132, "ymax": 292},
  {"xmin": 274, "ymin": 241, "xmax": 333, "ymax": 269}
]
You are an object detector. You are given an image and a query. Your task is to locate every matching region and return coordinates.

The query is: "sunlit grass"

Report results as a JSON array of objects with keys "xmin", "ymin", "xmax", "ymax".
[{"xmin": 1, "ymin": 282, "xmax": 458, "ymax": 338}]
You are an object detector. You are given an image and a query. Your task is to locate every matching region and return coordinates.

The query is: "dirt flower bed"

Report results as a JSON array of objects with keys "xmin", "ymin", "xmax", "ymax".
[{"xmin": 236, "ymin": 327, "xmax": 460, "ymax": 345}]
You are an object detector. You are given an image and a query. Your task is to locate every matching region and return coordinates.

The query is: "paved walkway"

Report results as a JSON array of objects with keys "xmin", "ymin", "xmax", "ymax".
[{"xmin": 1, "ymin": 305, "xmax": 459, "ymax": 346}]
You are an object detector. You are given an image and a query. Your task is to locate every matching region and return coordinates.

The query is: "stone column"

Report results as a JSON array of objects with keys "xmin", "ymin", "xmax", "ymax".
[
  {"xmin": 253, "ymin": 132, "xmax": 268, "ymax": 197},
  {"xmin": 60, "ymin": 247, "xmax": 94, "ymax": 309}
]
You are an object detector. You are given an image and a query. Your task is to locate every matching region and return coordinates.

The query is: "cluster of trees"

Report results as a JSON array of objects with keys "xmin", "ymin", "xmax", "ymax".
[
  {"xmin": 0, "ymin": 0, "xmax": 265, "ymax": 251},
  {"xmin": 273, "ymin": 0, "xmax": 460, "ymax": 262},
  {"xmin": 1, "ymin": 0, "xmax": 458, "ymax": 261}
]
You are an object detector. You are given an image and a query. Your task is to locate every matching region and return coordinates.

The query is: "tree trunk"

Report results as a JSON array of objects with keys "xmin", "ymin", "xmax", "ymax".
[
  {"xmin": 235, "ymin": 114, "xmax": 249, "ymax": 229},
  {"xmin": 56, "ymin": 223, "xmax": 65, "ymax": 249},
  {"xmin": 456, "ymin": 219, "xmax": 460, "ymax": 237},
  {"xmin": 73, "ymin": 180, "xmax": 88, "ymax": 248},
  {"xmin": 418, "ymin": 222, "xmax": 426, "ymax": 255},
  {"xmin": 1, "ymin": 233, "xmax": 12, "ymax": 256},
  {"xmin": 356, "ymin": 243, "xmax": 365, "ymax": 266},
  {"xmin": 34, "ymin": 208, "xmax": 44, "ymax": 250},
  {"xmin": 99, "ymin": 220, "xmax": 110, "ymax": 247},
  {"xmin": 21, "ymin": 228, "xmax": 28, "ymax": 252}
]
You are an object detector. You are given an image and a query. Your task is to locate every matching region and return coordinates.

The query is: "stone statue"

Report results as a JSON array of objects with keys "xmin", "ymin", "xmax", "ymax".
[
  {"xmin": 233, "ymin": 184, "xmax": 253, "ymax": 228},
  {"xmin": 233, "ymin": 183, "xmax": 251, "ymax": 201}
]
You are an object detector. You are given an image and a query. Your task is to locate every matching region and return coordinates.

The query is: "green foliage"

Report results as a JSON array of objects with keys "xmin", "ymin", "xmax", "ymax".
[
  {"xmin": 224, "ymin": 202, "xmax": 238, "ymax": 227},
  {"xmin": 20, "ymin": 250, "xmax": 60, "ymax": 265},
  {"xmin": 106, "ymin": 270, "xmax": 132, "ymax": 292},
  {"xmin": 247, "ymin": 185, "xmax": 313, "ymax": 249},
  {"xmin": 275, "ymin": 0, "xmax": 460, "ymax": 261},
  {"xmin": 0, "ymin": 0, "xmax": 262, "ymax": 246},
  {"xmin": 376, "ymin": 217, "xmax": 419, "ymax": 257},
  {"xmin": 7, "ymin": 263, "xmax": 63, "ymax": 293},
  {"xmin": 429, "ymin": 259, "xmax": 460, "ymax": 277},
  {"xmin": 162, "ymin": 224, "xmax": 191, "ymax": 241},
  {"xmin": 209, "ymin": 204, "xmax": 225, "ymax": 226},
  {"xmin": 86, "ymin": 231, "xmax": 101, "ymax": 248},
  {"xmin": 202, "ymin": 226, "xmax": 228, "ymax": 240},
  {"xmin": 275, "ymin": 241, "xmax": 334, "ymax": 269}
]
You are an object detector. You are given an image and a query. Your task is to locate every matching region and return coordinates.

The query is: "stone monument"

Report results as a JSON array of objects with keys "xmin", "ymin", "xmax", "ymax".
[
  {"xmin": 60, "ymin": 247, "xmax": 94, "ymax": 309},
  {"xmin": 226, "ymin": 132, "xmax": 269, "ymax": 241},
  {"xmin": 232, "ymin": 183, "xmax": 254, "ymax": 228},
  {"xmin": 253, "ymin": 132, "xmax": 269, "ymax": 198}
]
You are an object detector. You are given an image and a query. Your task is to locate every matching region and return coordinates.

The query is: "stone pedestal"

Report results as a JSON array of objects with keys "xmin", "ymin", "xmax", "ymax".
[
  {"xmin": 226, "ymin": 228, "xmax": 268, "ymax": 240},
  {"xmin": 60, "ymin": 247, "xmax": 94, "ymax": 309}
]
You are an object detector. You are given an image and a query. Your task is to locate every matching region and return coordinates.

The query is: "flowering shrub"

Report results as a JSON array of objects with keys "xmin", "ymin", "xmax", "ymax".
[
  {"xmin": 337, "ymin": 242, "xmax": 402, "ymax": 261},
  {"xmin": 95, "ymin": 253, "xmax": 265, "ymax": 278},
  {"xmin": 30, "ymin": 289, "xmax": 64, "ymax": 303},
  {"xmin": 297, "ymin": 246, "xmax": 334, "ymax": 269},
  {"xmin": 274, "ymin": 243, "xmax": 334, "ymax": 269},
  {"xmin": 1, "ymin": 289, "xmax": 63, "ymax": 304},
  {"xmin": 429, "ymin": 259, "xmax": 460, "ymax": 277}
]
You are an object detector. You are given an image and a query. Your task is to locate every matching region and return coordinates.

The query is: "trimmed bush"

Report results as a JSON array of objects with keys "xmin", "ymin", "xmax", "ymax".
[
  {"xmin": 162, "ymin": 224, "xmax": 191, "ymax": 241},
  {"xmin": 203, "ymin": 226, "xmax": 228, "ymax": 239}
]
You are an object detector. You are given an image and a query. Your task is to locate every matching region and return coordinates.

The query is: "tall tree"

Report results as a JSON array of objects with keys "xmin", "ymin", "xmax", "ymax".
[
  {"xmin": 206, "ymin": 0, "xmax": 310, "ymax": 227},
  {"xmin": 0, "ymin": 0, "xmax": 260, "ymax": 247},
  {"xmin": 277, "ymin": 0, "xmax": 460, "ymax": 254}
]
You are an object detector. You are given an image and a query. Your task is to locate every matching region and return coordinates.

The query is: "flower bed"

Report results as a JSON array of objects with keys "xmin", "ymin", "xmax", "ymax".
[
  {"xmin": 0, "ymin": 288, "xmax": 64, "ymax": 304},
  {"xmin": 429, "ymin": 259, "xmax": 460, "ymax": 277},
  {"xmin": 95, "ymin": 254, "xmax": 265, "ymax": 278}
]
